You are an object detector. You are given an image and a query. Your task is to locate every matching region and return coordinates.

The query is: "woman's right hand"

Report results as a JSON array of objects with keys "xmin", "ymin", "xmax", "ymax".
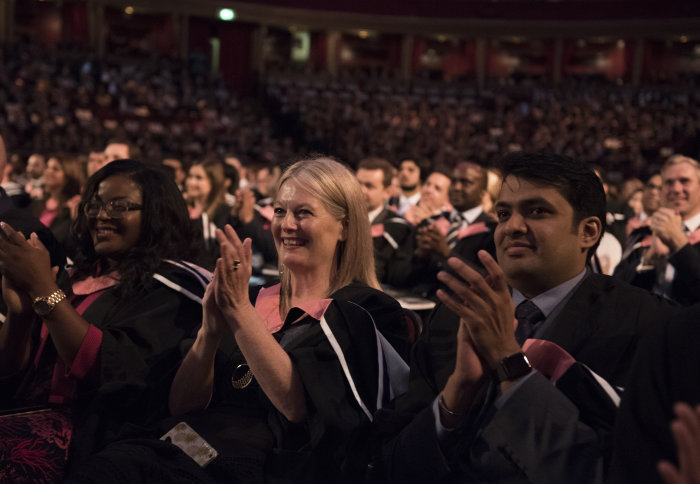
[
  {"xmin": 213, "ymin": 225, "xmax": 254, "ymax": 325},
  {"xmin": 200, "ymin": 279, "xmax": 227, "ymax": 343},
  {"xmin": 0, "ymin": 223, "xmax": 55, "ymax": 297}
]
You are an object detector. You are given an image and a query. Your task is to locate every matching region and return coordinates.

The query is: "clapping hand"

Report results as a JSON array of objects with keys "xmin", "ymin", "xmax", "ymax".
[
  {"xmin": 212, "ymin": 225, "xmax": 253, "ymax": 326},
  {"xmin": 0, "ymin": 222, "xmax": 55, "ymax": 299},
  {"xmin": 651, "ymin": 208, "xmax": 687, "ymax": 253},
  {"xmin": 436, "ymin": 250, "xmax": 519, "ymax": 371},
  {"xmin": 658, "ymin": 403, "xmax": 700, "ymax": 484}
]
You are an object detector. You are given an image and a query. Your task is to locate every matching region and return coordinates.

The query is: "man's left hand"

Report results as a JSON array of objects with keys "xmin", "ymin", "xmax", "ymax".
[
  {"xmin": 651, "ymin": 208, "xmax": 688, "ymax": 253},
  {"xmin": 436, "ymin": 250, "xmax": 520, "ymax": 370}
]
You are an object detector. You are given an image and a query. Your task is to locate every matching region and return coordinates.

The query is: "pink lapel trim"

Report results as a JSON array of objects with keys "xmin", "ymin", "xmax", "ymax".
[
  {"xmin": 689, "ymin": 227, "xmax": 700, "ymax": 245},
  {"xmin": 523, "ymin": 339, "xmax": 576, "ymax": 384},
  {"xmin": 254, "ymin": 283, "xmax": 333, "ymax": 333},
  {"xmin": 371, "ymin": 224, "xmax": 385, "ymax": 238},
  {"xmin": 639, "ymin": 235, "xmax": 653, "ymax": 248},
  {"xmin": 458, "ymin": 221, "xmax": 487, "ymax": 240},
  {"xmin": 72, "ymin": 272, "xmax": 120, "ymax": 295}
]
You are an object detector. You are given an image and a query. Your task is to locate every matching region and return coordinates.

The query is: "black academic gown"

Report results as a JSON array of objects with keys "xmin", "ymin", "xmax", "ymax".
[
  {"xmin": 66, "ymin": 283, "xmax": 409, "ymax": 484},
  {"xmin": 1, "ymin": 260, "xmax": 208, "ymax": 470},
  {"xmin": 370, "ymin": 208, "xmax": 414, "ymax": 284},
  {"xmin": 385, "ymin": 211, "xmax": 496, "ymax": 298}
]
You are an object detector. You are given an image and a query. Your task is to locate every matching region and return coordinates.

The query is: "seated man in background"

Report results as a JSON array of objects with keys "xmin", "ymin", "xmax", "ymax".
[
  {"xmin": 103, "ymin": 139, "xmax": 142, "ymax": 164},
  {"xmin": 356, "ymin": 157, "xmax": 413, "ymax": 283},
  {"xmin": 624, "ymin": 172, "xmax": 663, "ymax": 237},
  {"xmin": 385, "ymin": 152, "xmax": 675, "ymax": 484},
  {"xmin": 614, "ymin": 155, "xmax": 700, "ymax": 306},
  {"xmin": 403, "ymin": 169, "xmax": 452, "ymax": 226},
  {"xmin": 386, "ymin": 162, "xmax": 495, "ymax": 297},
  {"xmin": 388, "ymin": 157, "xmax": 429, "ymax": 216}
]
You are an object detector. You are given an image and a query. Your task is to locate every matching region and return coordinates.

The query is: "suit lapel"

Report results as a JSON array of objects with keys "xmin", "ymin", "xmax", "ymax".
[
  {"xmin": 372, "ymin": 208, "xmax": 393, "ymax": 225},
  {"xmin": 537, "ymin": 274, "xmax": 606, "ymax": 357}
]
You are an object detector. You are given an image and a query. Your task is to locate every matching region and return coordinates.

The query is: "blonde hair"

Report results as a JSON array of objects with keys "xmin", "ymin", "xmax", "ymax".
[
  {"xmin": 276, "ymin": 157, "xmax": 380, "ymax": 316},
  {"xmin": 663, "ymin": 155, "xmax": 700, "ymax": 181}
]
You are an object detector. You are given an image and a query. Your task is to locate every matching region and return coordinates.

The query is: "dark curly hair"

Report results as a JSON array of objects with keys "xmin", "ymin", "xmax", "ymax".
[{"xmin": 70, "ymin": 159, "xmax": 200, "ymax": 295}]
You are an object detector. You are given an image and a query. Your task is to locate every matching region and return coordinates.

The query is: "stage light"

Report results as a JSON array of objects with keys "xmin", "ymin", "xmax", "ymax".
[
  {"xmin": 219, "ymin": 8, "xmax": 235, "ymax": 21},
  {"xmin": 124, "ymin": 6, "xmax": 134, "ymax": 15}
]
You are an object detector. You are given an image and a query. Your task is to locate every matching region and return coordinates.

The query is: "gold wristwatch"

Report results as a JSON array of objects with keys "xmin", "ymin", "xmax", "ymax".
[{"xmin": 32, "ymin": 289, "xmax": 67, "ymax": 317}]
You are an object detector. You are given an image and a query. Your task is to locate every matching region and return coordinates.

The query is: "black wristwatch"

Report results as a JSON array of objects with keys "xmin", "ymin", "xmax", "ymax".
[{"xmin": 495, "ymin": 352, "xmax": 532, "ymax": 382}]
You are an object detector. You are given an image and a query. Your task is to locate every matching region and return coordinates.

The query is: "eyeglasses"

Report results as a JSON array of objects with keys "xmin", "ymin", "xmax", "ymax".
[{"xmin": 84, "ymin": 199, "xmax": 143, "ymax": 219}]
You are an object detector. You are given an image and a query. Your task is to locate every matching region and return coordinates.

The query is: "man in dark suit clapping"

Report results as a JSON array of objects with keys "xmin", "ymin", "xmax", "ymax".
[{"xmin": 385, "ymin": 152, "xmax": 676, "ymax": 484}]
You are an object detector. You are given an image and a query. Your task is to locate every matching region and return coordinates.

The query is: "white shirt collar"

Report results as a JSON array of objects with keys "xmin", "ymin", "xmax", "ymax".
[
  {"xmin": 683, "ymin": 210, "xmax": 700, "ymax": 233},
  {"xmin": 461, "ymin": 205, "xmax": 484, "ymax": 224},
  {"xmin": 405, "ymin": 192, "xmax": 421, "ymax": 206},
  {"xmin": 511, "ymin": 268, "xmax": 587, "ymax": 318}
]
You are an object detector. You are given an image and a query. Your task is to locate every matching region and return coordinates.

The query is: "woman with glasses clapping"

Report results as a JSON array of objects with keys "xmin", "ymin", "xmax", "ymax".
[{"xmin": 0, "ymin": 159, "xmax": 210, "ymax": 480}]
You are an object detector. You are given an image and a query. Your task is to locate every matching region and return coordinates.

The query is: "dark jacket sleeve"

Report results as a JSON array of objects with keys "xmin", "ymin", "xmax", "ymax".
[
  {"xmin": 373, "ymin": 220, "xmax": 414, "ymax": 284},
  {"xmin": 609, "ymin": 304, "xmax": 700, "ymax": 484},
  {"xmin": 668, "ymin": 242, "xmax": 700, "ymax": 305},
  {"xmin": 386, "ymin": 373, "xmax": 605, "ymax": 484}
]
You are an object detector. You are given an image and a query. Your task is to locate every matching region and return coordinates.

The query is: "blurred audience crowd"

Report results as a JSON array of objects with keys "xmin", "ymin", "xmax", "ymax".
[
  {"xmin": 265, "ymin": 68, "xmax": 700, "ymax": 177},
  {"xmin": 2, "ymin": 38, "xmax": 700, "ymax": 484}
]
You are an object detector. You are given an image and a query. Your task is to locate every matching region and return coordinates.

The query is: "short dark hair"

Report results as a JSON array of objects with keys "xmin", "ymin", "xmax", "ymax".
[
  {"xmin": 496, "ymin": 152, "xmax": 606, "ymax": 257},
  {"xmin": 106, "ymin": 139, "xmax": 142, "ymax": 161},
  {"xmin": 455, "ymin": 160, "xmax": 488, "ymax": 192},
  {"xmin": 357, "ymin": 157, "xmax": 394, "ymax": 188},
  {"xmin": 71, "ymin": 159, "xmax": 199, "ymax": 295},
  {"xmin": 643, "ymin": 172, "xmax": 661, "ymax": 185},
  {"xmin": 398, "ymin": 156, "xmax": 432, "ymax": 183}
]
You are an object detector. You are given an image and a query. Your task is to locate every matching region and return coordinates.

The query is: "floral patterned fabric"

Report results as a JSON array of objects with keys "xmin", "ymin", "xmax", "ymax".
[{"xmin": 0, "ymin": 407, "xmax": 72, "ymax": 483}]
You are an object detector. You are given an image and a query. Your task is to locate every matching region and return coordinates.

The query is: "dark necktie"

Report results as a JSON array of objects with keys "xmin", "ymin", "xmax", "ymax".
[{"xmin": 515, "ymin": 300, "xmax": 544, "ymax": 345}]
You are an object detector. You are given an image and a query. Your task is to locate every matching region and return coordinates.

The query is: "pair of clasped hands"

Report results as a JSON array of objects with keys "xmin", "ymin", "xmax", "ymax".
[
  {"xmin": 0, "ymin": 222, "xmax": 56, "ymax": 318},
  {"xmin": 435, "ymin": 250, "xmax": 521, "ymax": 397},
  {"xmin": 201, "ymin": 225, "xmax": 255, "ymax": 339},
  {"xmin": 644, "ymin": 208, "xmax": 689, "ymax": 264}
]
